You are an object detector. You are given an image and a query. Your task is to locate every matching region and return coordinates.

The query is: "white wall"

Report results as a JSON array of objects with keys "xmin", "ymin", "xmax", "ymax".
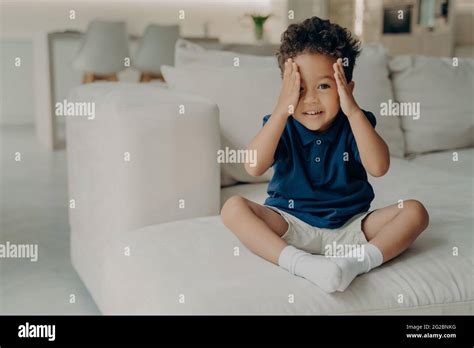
[
  {"xmin": 0, "ymin": 0, "xmax": 287, "ymax": 43},
  {"xmin": 0, "ymin": 41, "xmax": 34, "ymax": 125}
]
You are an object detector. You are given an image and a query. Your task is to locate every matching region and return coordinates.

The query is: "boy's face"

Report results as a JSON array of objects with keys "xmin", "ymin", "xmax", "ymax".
[{"xmin": 293, "ymin": 53, "xmax": 341, "ymax": 132}]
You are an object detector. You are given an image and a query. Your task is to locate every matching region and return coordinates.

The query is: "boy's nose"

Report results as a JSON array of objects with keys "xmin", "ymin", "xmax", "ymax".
[{"xmin": 303, "ymin": 92, "xmax": 320, "ymax": 104}]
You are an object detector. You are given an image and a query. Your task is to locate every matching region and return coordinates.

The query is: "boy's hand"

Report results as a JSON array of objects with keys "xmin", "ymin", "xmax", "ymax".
[
  {"xmin": 333, "ymin": 58, "xmax": 360, "ymax": 118},
  {"xmin": 274, "ymin": 58, "xmax": 300, "ymax": 117}
]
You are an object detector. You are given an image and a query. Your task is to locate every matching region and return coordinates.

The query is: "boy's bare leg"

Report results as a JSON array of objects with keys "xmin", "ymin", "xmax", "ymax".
[
  {"xmin": 317, "ymin": 199, "xmax": 429, "ymax": 292},
  {"xmin": 361, "ymin": 199, "xmax": 430, "ymax": 263},
  {"xmin": 221, "ymin": 196, "xmax": 429, "ymax": 293},
  {"xmin": 221, "ymin": 196, "xmax": 346, "ymax": 292},
  {"xmin": 221, "ymin": 196, "xmax": 289, "ymax": 264}
]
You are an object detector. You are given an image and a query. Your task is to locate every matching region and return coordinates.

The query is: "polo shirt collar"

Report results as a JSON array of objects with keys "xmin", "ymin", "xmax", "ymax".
[{"xmin": 291, "ymin": 111, "xmax": 345, "ymax": 146}]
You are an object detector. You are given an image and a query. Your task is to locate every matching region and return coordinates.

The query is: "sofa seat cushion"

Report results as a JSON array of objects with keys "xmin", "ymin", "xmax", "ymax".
[{"xmin": 97, "ymin": 157, "xmax": 473, "ymax": 314}]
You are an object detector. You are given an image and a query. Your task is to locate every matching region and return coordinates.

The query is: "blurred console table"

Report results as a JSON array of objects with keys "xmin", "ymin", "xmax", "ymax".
[
  {"xmin": 32, "ymin": 31, "xmax": 226, "ymax": 150},
  {"xmin": 33, "ymin": 31, "xmax": 277, "ymax": 150}
]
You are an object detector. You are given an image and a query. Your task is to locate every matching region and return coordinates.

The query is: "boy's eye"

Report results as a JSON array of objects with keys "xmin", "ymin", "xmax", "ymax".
[
  {"xmin": 318, "ymin": 83, "xmax": 330, "ymax": 90},
  {"xmin": 299, "ymin": 87, "xmax": 304, "ymax": 93}
]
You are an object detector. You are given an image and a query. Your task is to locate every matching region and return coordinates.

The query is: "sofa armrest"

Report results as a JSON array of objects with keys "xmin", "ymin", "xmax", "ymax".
[
  {"xmin": 66, "ymin": 83, "xmax": 220, "ymax": 244},
  {"xmin": 66, "ymin": 83, "xmax": 220, "ymax": 309}
]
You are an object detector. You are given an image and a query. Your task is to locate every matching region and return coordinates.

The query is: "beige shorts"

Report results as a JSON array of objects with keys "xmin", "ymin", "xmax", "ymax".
[{"xmin": 264, "ymin": 205, "xmax": 373, "ymax": 255}]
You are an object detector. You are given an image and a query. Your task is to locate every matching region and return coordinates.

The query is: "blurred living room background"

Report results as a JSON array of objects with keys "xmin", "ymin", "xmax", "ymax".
[{"xmin": 1, "ymin": 0, "xmax": 473, "ymax": 138}]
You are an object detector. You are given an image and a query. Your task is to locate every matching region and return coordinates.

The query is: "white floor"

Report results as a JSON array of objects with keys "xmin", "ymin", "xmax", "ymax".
[{"xmin": 0, "ymin": 125, "xmax": 99, "ymax": 314}]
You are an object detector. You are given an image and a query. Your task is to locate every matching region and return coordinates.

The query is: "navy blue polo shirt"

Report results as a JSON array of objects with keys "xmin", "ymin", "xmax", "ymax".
[{"xmin": 262, "ymin": 110, "xmax": 377, "ymax": 229}]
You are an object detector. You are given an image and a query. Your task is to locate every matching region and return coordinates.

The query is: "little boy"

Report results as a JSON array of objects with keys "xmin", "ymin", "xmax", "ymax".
[{"xmin": 221, "ymin": 17, "xmax": 429, "ymax": 293}]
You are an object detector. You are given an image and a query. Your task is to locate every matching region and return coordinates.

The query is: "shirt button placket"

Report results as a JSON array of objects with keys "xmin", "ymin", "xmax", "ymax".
[
  {"xmin": 311, "ymin": 138, "xmax": 324, "ymax": 185},
  {"xmin": 314, "ymin": 139, "xmax": 322, "ymax": 162}
]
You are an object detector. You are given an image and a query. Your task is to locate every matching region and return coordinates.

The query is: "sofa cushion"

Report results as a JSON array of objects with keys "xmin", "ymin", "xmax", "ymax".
[
  {"xmin": 408, "ymin": 148, "xmax": 473, "ymax": 178},
  {"xmin": 174, "ymin": 39, "xmax": 279, "ymax": 185},
  {"xmin": 389, "ymin": 55, "xmax": 474, "ymax": 155},
  {"xmin": 98, "ymin": 156, "xmax": 474, "ymax": 314},
  {"xmin": 352, "ymin": 44, "xmax": 405, "ymax": 158},
  {"xmin": 175, "ymin": 38, "xmax": 278, "ymax": 69},
  {"xmin": 162, "ymin": 64, "xmax": 279, "ymax": 184}
]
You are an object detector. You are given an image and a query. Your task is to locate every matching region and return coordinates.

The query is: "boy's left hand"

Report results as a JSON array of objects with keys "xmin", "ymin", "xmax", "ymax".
[{"xmin": 333, "ymin": 58, "xmax": 360, "ymax": 118}]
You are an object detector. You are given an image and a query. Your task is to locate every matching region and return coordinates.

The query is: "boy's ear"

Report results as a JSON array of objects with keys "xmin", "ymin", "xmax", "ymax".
[{"xmin": 348, "ymin": 80, "xmax": 355, "ymax": 93}]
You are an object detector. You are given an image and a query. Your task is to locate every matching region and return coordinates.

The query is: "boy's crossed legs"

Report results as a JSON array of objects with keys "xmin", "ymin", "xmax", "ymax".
[{"xmin": 221, "ymin": 196, "xmax": 429, "ymax": 292}]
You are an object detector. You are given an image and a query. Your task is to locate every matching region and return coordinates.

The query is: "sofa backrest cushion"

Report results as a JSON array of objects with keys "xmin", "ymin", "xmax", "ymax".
[
  {"xmin": 175, "ymin": 38, "xmax": 278, "ymax": 69},
  {"xmin": 389, "ymin": 55, "xmax": 474, "ymax": 155},
  {"xmin": 352, "ymin": 44, "xmax": 405, "ymax": 158},
  {"xmin": 162, "ymin": 64, "xmax": 279, "ymax": 184}
]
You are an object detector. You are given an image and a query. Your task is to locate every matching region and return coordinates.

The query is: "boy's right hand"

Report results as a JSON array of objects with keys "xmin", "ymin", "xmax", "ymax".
[{"xmin": 274, "ymin": 58, "xmax": 301, "ymax": 118}]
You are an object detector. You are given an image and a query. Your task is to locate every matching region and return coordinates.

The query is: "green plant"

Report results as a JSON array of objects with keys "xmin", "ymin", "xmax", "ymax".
[{"xmin": 246, "ymin": 13, "xmax": 272, "ymax": 41}]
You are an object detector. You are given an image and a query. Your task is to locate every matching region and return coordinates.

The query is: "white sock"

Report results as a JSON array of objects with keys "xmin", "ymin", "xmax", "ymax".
[
  {"xmin": 330, "ymin": 243, "xmax": 383, "ymax": 292},
  {"xmin": 278, "ymin": 245, "xmax": 342, "ymax": 293}
]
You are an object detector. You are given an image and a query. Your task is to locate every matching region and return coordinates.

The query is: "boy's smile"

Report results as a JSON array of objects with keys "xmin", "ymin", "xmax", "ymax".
[{"xmin": 293, "ymin": 53, "xmax": 341, "ymax": 132}]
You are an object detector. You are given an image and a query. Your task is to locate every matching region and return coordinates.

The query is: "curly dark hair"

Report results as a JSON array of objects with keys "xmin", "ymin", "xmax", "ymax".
[{"xmin": 276, "ymin": 16, "xmax": 361, "ymax": 81}]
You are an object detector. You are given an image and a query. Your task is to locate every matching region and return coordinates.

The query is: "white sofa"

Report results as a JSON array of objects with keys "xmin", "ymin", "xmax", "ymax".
[{"xmin": 66, "ymin": 43, "xmax": 474, "ymax": 314}]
